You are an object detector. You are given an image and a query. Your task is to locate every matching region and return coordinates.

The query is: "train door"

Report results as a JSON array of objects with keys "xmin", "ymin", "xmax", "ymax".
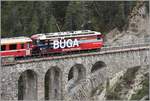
[{"xmin": 24, "ymin": 42, "xmax": 31, "ymax": 56}]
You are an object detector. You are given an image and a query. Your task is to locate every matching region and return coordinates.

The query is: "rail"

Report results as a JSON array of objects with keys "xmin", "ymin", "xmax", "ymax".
[
  {"xmin": 14, "ymin": 43, "xmax": 150, "ymax": 64},
  {"xmin": 101, "ymin": 43, "xmax": 150, "ymax": 51}
]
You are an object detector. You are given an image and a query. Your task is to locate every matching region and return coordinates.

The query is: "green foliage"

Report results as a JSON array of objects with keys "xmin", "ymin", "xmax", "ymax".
[
  {"xmin": 106, "ymin": 90, "xmax": 121, "ymax": 100},
  {"xmin": 106, "ymin": 80, "xmax": 121, "ymax": 100},
  {"xmin": 90, "ymin": 84, "xmax": 104, "ymax": 97},
  {"xmin": 106, "ymin": 66, "xmax": 141, "ymax": 100},
  {"xmin": 122, "ymin": 66, "xmax": 140, "ymax": 88},
  {"xmin": 131, "ymin": 73, "xmax": 149, "ymax": 100},
  {"xmin": 1, "ymin": 1, "xmax": 149, "ymax": 37},
  {"xmin": 30, "ymin": 14, "xmax": 39, "ymax": 34},
  {"xmin": 64, "ymin": 1, "xmax": 86, "ymax": 30},
  {"xmin": 114, "ymin": 66, "xmax": 140, "ymax": 93},
  {"xmin": 47, "ymin": 15, "xmax": 58, "ymax": 32},
  {"xmin": 1, "ymin": 1, "xmax": 63, "ymax": 37}
]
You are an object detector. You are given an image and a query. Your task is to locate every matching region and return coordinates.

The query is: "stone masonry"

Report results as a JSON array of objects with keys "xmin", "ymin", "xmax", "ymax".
[{"xmin": 1, "ymin": 45, "xmax": 150, "ymax": 100}]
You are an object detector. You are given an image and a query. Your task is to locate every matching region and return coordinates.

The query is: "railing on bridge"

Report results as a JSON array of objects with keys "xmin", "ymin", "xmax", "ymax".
[
  {"xmin": 102, "ymin": 43, "xmax": 150, "ymax": 52},
  {"xmin": 102, "ymin": 37, "xmax": 150, "ymax": 51}
]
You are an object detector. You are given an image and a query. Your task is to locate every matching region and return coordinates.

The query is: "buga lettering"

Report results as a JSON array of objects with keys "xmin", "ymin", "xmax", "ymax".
[{"xmin": 53, "ymin": 39, "xmax": 79, "ymax": 49}]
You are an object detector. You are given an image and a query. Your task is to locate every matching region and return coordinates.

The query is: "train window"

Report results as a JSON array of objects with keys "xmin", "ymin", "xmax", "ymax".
[
  {"xmin": 1, "ymin": 45, "xmax": 6, "ymax": 51},
  {"xmin": 97, "ymin": 37, "xmax": 101, "ymax": 40},
  {"xmin": 97, "ymin": 35, "xmax": 101, "ymax": 40},
  {"xmin": 40, "ymin": 40, "xmax": 45, "ymax": 44},
  {"xmin": 9, "ymin": 44, "xmax": 17, "ymax": 50},
  {"xmin": 21, "ymin": 43, "xmax": 24, "ymax": 49}
]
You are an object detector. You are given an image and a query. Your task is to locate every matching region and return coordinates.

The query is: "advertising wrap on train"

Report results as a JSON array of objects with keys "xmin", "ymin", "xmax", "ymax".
[{"xmin": 53, "ymin": 38, "xmax": 79, "ymax": 49}]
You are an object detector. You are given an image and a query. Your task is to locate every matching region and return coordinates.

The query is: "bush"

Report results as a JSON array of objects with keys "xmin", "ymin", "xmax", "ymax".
[{"xmin": 131, "ymin": 73, "xmax": 149, "ymax": 100}]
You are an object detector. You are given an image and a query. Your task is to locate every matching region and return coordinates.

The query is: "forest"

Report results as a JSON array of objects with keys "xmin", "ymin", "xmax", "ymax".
[{"xmin": 1, "ymin": 1, "xmax": 149, "ymax": 38}]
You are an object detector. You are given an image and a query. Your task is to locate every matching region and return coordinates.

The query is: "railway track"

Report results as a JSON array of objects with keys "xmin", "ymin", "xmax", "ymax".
[
  {"xmin": 18, "ymin": 43, "xmax": 150, "ymax": 62},
  {"xmin": 2, "ymin": 43, "xmax": 150, "ymax": 66}
]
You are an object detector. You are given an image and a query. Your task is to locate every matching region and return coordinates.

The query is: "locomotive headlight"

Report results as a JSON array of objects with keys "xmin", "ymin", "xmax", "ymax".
[{"xmin": 40, "ymin": 48, "xmax": 42, "ymax": 50}]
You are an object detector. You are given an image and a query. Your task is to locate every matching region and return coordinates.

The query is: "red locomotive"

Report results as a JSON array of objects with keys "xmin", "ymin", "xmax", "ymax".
[
  {"xmin": 31, "ymin": 30, "xmax": 104, "ymax": 55},
  {"xmin": 1, "ymin": 30, "xmax": 104, "ymax": 58}
]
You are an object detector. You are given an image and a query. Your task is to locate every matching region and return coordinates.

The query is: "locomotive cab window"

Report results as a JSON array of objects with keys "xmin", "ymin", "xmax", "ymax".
[
  {"xmin": 39, "ymin": 40, "xmax": 45, "ymax": 44},
  {"xmin": 97, "ymin": 35, "xmax": 101, "ymax": 40},
  {"xmin": 97, "ymin": 37, "xmax": 101, "ymax": 40},
  {"xmin": 9, "ymin": 44, "xmax": 17, "ymax": 50},
  {"xmin": 1, "ymin": 45, "xmax": 6, "ymax": 51}
]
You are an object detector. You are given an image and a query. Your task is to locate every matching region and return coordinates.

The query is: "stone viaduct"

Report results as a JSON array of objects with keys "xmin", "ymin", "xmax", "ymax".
[{"xmin": 1, "ymin": 43, "xmax": 150, "ymax": 100}]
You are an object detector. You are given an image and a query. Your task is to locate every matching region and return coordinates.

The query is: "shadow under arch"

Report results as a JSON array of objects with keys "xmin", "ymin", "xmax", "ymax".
[
  {"xmin": 68, "ymin": 64, "xmax": 86, "ymax": 81},
  {"xmin": 18, "ymin": 69, "xmax": 37, "ymax": 100},
  {"xmin": 45, "ymin": 66, "xmax": 62, "ymax": 100},
  {"xmin": 91, "ymin": 61, "xmax": 106, "ymax": 73}
]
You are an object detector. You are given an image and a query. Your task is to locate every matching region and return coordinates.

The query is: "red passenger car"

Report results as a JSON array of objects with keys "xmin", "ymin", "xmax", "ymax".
[
  {"xmin": 31, "ymin": 30, "xmax": 104, "ymax": 54},
  {"xmin": 1, "ymin": 37, "xmax": 32, "ymax": 57}
]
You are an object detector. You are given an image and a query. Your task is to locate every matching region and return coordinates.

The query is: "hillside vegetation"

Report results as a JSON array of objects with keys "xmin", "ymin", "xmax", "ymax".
[{"xmin": 1, "ymin": 1, "xmax": 149, "ymax": 38}]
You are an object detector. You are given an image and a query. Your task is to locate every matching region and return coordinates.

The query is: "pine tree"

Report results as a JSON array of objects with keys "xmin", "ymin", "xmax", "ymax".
[
  {"xmin": 30, "ymin": 13, "xmax": 39, "ymax": 34},
  {"xmin": 47, "ymin": 15, "xmax": 58, "ymax": 32},
  {"xmin": 1, "ymin": 1, "xmax": 149, "ymax": 37},
  {"xmin": 64, "ymin": 1, "xmax": 87, "ymax": 31}
]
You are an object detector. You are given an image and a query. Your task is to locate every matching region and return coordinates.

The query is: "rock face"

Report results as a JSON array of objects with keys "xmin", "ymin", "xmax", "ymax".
[
  {"xmin": 67, "ymin": 68, "xmax": 107, "ymax": 100},
  {"xmin": 125, "ymin": 65, "xmax": 149, "ymax": 100},
  {"xmin": 89, "ymin": 2, "xmax": 150, "ymax": 100},
  {"xmin": 91, "ymin": 65, "xmax": 149, "ymax": 100},
  {"xmin": 106, "ymin": 1, "xmax": 150, "ymax": 46}
]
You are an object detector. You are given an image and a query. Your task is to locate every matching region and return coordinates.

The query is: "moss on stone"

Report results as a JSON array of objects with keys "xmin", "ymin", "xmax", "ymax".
[
  {"xmin": 106, "ymin": 66, "xmax": 141, "ymax": 100},
  {"xmin": 90, "ymin": 84, "xmax": 104, "ymax": 97},
  {"xmin": 131, "ymin": 73, "xmax": 149, "ymax": 100}
]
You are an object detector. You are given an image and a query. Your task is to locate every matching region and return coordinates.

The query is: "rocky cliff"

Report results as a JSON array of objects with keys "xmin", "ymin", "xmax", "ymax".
[{"xmin": 105, "ymin": 1, "xmax": 150, "ymax": 46}]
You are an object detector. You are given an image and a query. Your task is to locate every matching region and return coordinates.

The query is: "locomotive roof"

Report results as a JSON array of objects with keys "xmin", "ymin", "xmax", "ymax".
[
  {"xmin": 31, "ymin": 30, "xmax": 101, "ymax": 40},
  {"xmin": 1, "ymin": 36, "xmax": 32, "ymax": 45}
]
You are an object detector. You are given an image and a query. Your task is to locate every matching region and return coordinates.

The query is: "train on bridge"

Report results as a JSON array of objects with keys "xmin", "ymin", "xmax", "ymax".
[{"xmin": 1, "ymin": 30, "xmax": 104, "ymax": 60}]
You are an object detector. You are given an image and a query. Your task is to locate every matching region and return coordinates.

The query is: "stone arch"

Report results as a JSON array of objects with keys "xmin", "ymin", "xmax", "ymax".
[
  {"xmin": 68, "ymin": 64, "xmax": 86, "ymax": 82},
  {"xmin": 18, "ymin": 69, "xmax": 37, "ymax": 100},
  {"xmin": 45, "ymin": 66, "xmax": 62, "ymax": 100},
  {"xmin": 67, "ymin": 64, "xmax": 86, "ymax": 94},
  {"xmin": 91, "ymin": 61, "xmax": 106, "ymax": 73}
]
